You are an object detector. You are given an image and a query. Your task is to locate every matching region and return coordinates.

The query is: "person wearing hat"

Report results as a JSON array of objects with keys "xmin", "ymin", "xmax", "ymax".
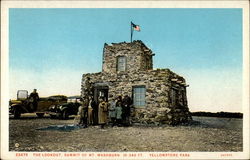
[
  {"xmin": 88, "ymin": 96, "xmax": 94, "ymax": 125},
  {"xmin": 122, "ymin": 95, "xmax": 132, "ymax": 126},
  {"xmin": 78, "ymin": 96, "xmax": 89, "ymax": 128},
  {"xmin": 98, "ymin": 97, "xmax": 108, "ymax": 129},
  {"xmin": 29, "ymin": 89, "xmax": 39, "ymax": 111},
  {"xmin": 115, "ymin": 95, "xmax": 123, "ymax": 126},
  {"xmin": 115, "ymin": 95, "xmax": 123, "ymax": 106},
  {"xmin": 115, "ymin": 101, "xmax": 123, "ymax": 127},
  {"xmin": 108, "ymin": 98, "xmax": 116, "ymax": 127},
  {"xmin": 90, "ymin": 97, "xmax": 98, "ymax": 125}
]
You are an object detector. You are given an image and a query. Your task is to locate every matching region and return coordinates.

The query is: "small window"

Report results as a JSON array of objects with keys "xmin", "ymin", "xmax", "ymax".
[
  {"xmin": 117, "ymin": 56, "xmax": 126, "ymax": 71},
  {"xmin": 133, "ymin": 86, "xmax": 146, "ymax": 107}
]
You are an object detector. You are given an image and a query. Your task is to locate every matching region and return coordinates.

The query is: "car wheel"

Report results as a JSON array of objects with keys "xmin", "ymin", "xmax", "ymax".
[
  {"xmin": 62, "ymin": 110, "xmax": 69, "ymax": 120},
  {"xmin": 13, "ymin": 108, "xmax": 21, "ymax": 119},
  {"xmin": 36, "ymin": 113, "xmax": 44, "ymax": 118}
]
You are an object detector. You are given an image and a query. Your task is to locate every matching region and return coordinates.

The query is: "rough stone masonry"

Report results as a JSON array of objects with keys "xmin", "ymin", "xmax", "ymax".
[{"xmin": 81, "ymin": 40, "xmax": 192, "ymax": 125}]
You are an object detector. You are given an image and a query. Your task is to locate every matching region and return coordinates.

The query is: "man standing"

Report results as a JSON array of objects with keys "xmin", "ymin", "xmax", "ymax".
[
  {"xmin": 108, "ymin": 98, "xmax": 116, "ymax": 127},
  {"xmin": 122, "ymin": 95, "xmax": 132, "ymax": 126},
  {"xmin": 91, "ymin": 97, "xmax": 98, "ymax": 125},
  {"xmin": 29, "ymin": 89, "xmax": 39, "ymax": 111},
  {"xmin": 88, "ymin": 97, "xmax": 94, "ymax": 125},
  {"xmin": 115, "ymin": 101, "xmax": 123, "ymax": 127},
  {"xmin": 79, "ymin": 97, "xmax": 89, "ymax": 128}
]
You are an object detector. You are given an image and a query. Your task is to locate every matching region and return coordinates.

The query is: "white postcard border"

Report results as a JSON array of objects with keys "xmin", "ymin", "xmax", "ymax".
[{"xmin": 1, "ymin": 1, "xmax": 249, "ymax": 159}]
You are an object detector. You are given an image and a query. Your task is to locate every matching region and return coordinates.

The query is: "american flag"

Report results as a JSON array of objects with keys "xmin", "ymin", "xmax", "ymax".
[{"xmin": 131, "ymin": 22, "xmax": 140, "ymax": 31}]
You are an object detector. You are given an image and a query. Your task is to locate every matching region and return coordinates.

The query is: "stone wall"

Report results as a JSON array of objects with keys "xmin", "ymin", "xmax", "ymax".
[
  {"xmin": 82, "ymin": 40, "xmax": 192, "ymax": 125},
  {"xmin": 81, "ymin": 69, "xmax": 192, "ymax": 125},
  {"xmin": 102, "ymin": 41, "xmax": 154, "ymax": 74}
]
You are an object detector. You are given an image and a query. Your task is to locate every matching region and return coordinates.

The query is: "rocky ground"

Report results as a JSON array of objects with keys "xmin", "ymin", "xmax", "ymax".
[{"xmin": 9, "ymin": 114, "xmax": 243, "ymax": 152}]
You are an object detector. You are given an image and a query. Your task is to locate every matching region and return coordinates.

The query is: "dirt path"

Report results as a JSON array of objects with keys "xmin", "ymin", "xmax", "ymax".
[{"xmin": 9, "ymin": 115, "xmax": 243, "ymax": 152}]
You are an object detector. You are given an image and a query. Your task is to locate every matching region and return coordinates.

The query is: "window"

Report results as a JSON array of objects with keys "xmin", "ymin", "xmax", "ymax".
[
  {"xmin": 117, "ymin": 56, "xmax": 126, "ymax": 71},
  {"xmin": 133, "ymin": 86, "xmax": 146, "ymax": 107}
]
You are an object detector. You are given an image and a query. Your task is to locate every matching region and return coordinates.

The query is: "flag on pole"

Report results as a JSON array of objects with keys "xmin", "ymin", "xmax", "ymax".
[
  {"xmin": 131, "ymin": 22, "xmax": 140, "ymax": 42},
  {"xmin": 131, "ymin": 22, "xmax": 140, "ymax": 31}
]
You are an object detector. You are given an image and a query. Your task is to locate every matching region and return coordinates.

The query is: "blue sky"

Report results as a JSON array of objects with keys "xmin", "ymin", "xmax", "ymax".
[{"xmin": 9, "ymin": 8, "xmax": 242, "ymax": 112}]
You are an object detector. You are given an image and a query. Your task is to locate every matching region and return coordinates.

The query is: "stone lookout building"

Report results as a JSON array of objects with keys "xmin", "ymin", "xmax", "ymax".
[{"xmin": 81, "ymin": 40, "xmax": 192, "ymax": 125}]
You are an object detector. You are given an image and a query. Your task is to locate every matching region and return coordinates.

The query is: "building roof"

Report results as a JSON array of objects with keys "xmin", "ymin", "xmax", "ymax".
[{"xmin": 104, "ymin": 40, "xmax": 154, "ymax": 56}]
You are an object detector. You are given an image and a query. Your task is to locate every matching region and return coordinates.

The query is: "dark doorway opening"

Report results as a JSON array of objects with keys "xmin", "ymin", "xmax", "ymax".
[
  {"xmin": 93, "ymin": 83, "xmax": 109, "ymax": 124},
  {"xmin": 93, "ymin": 86, "xmax": 109, "ymax": 103}
]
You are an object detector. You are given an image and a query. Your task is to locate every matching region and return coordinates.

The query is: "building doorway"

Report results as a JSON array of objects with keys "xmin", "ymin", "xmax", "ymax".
[
  {"xmin": 92, "ymin": 83, "xmax": 109, "ymax": 124},
  {"xmin": 93, "ymin": 85, "xmax": 109, "ymax": 103}
]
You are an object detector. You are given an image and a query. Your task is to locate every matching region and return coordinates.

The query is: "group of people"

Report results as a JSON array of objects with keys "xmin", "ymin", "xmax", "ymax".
[
  {"xmin": 78, "ymin": 94, "xmax": 133, "ymax": 129},
  {"xmin": 108, "ymin": 95, "xmax": 132, "ymax": 127},
  {"xmin": 78, "ymin": 76, "xmax": 133, "ymax": 129}
]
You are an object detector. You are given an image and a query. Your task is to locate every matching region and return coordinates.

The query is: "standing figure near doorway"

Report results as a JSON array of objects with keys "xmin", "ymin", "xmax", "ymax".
[
  {"xmin": 79, "ymin": 96, "xmax": 89, "ymax": 128},
  {"xmin": 115, "ymin": 101, "xmax": 123, "ymax": 127},
  {"xmin": 108, "ymin": 98, "xmax": 116, "ymax": 127},
  {"xmin": 115, "ymin": 95, "xmax": 123, "ymax": 126},
  {"xmin": 88, "ymin": 97, "xmax": 94, "ymax": 125},
  {"xmin": 98, "ymin": 97, "xmax": 108, "ymax": 129},
  {"xmin": 122, "ymin": 95, "xmax": 133, "ymax": 126},
  {"xmin": 91, "ymin": 97, "xmax": 98, "ymax": 125}
]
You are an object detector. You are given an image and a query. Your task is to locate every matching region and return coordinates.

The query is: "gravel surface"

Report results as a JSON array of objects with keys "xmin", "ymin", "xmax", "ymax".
[{"xmin": 9, "ymin": 114, "xmax": 243, "ymax": 152}]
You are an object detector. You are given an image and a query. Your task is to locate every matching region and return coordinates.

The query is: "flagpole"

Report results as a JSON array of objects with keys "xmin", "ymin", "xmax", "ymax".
[{"xmin": 130, "ymin": 21, "xmax": 133, "ymax": 43}]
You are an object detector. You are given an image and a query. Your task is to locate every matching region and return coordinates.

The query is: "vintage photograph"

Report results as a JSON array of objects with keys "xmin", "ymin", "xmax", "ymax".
[{"xmin": 1, "ymin": 1, "xmax": 249, "ymax": 160}]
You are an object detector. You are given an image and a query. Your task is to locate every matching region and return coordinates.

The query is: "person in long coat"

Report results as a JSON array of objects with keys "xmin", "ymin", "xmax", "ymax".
[
  {"xmin": 122, "ymin": 95, "xmax": 133, "ymax": 126},
  {"xmin": 98, "ymin": 97, "xmax": 108, "ymax": 128},
  {"xmin": 115, "ymin": 101, "xmax": 123, "ymax": 126},
  {"xmin": 109, "ymin": 99, "xmax": 116, "ymax": 126},
  {"xmin": 88, "ymin": 98, "xmax": 94, "ymax": 125},
  {"xmin": 91, "ymin": 97, "xmax": 98, "ymax": 125}
]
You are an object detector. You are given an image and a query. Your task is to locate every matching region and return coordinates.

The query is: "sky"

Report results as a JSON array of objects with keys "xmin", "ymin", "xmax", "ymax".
[{"xmin": 9, "ymin": 8, "xmax": 242, "ymax": 112}]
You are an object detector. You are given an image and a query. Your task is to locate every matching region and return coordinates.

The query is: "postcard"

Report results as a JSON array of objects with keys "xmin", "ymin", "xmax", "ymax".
[{"xmin": 1, "ymin": 0, "xmax": 249, "ymax": 159}]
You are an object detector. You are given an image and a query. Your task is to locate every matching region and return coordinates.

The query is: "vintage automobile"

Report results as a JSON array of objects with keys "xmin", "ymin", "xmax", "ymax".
[
  {"xmin": 9, "ymin": 90, "xmax": 67, "ymax": 118},
  {"xmin": 47, "ymin": 96, "xmax": 82, "ymax": 119}
]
